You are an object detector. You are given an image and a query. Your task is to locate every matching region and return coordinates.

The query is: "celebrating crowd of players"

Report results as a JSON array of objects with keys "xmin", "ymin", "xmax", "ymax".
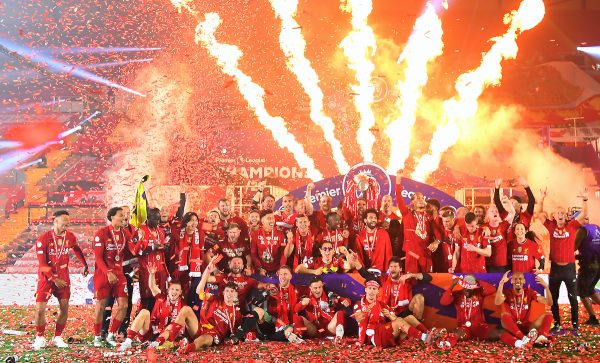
[{"xmin": 31, "ymin": 171, "xmax": 600, "ymax": 354}]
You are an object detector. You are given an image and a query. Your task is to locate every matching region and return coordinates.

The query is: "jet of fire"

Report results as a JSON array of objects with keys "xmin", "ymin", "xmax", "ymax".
[
  {"xmin": 270, "ymin": 0, "xmax": 350, "ymax": 174},
  {"xmin": 411, "ymin": 0, "xmax": 545, "ymax": 182},
  {"xmin": 339, "ymin": 0, "xmax": 377, "ymax": 162},
  {"xmin": 385, "ymin": 1, "xmax": 444, "ymax": 173},
  {"xmin": 193, "ymin": 12, "xmax": 323, "ymax": 181}
]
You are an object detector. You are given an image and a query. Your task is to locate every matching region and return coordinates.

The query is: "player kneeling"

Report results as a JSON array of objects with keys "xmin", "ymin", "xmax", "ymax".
[{"xmin": 119, "ymin": 264, "xmax": 184, "ymax": 351}]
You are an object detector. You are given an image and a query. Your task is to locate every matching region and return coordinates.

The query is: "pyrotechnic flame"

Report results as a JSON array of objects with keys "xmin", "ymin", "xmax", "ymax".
[
  {"xmin": 270, "ymin": 0, "xmax": 350, "ymax": 174},
  {"xmin": 194, "ymin": 13, "xmax": 323, "ymax": 181},
  {"xmin": 339, "ymin": 0, "xmax": 377, "ymax": 162},
  {"xmin": 385, "ymin": 1, "xmax": 444, "ymax": 173},
  {"xmin": 411, "ymin": 0, "xmax": 545, "ymax": 182}
]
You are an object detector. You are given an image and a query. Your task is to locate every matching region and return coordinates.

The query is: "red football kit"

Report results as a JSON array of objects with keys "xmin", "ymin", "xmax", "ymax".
[
  {"xmin": 290, "ymin": 230, "xmax": 315, "ymax": 269},
  {"xmin": 35, "ymin": 230, "xmax": 87, "ymax": 303},
  {"xmin": 309, "ymin": 210, "xmax": 328, "ymax": 236},
  {"xmin": 440, "ymin": 282, "xmax": 496, "ymax": 340},
  {"xmin": 217, "ymin": 238, "xmax": 251, "ymax": 270},
  {"xmin": 214, "ymin": 274, "xmax": 258, "ymax": 307},
  {"xmin": 379, "ymin": 275, "xmax": 416, "ymax": 316},
  {"xmin": 458, "ymin": 225, "xmax": 488, "ymax": 273},
  {"xmin": 353, "ymin": 297, "xmax": 398, "ymax": 347},
  {"xmin": 266, "ymin": 284, "xmax": 299, "ymax": 330},
  {"xmin": 93, "ymin": 226, "xmax": 132, "ymax": 300},
  {"xmin": 293, "ymin": 293, "xmax": 347, "ymax": 336},
  {"xmin": 397, "ymin": 184, "xmax": 436, "ymax": 273},
  {"xmin": 197, "ymin": 295, "xmax": 242, "ymax": 344},
  {"xmin": 315, "ymin": 228, "xmax": 348, "ymax": 255},
  {"xmin": 355, "ymin": 228, "xmax": 393, "ymax": 272},
  {"xmin": 500, "ymin": 287, "xmax": 552, "ymax": 340},
  {"xmin": 141, "ymin": 294, "xmax": 185, "ymax": 341},
  {"xmin": 438, "ymin": 228, "xmax": 459, "ymax": 272},
  {"xmin": 131, "ymin": 225, "xmax": 169, "ymax": 299},
  {"xmin": 482, "ymin": 221, "xmax": 510, "ymax": 267},
  {"xmin": 544, "ymin": 219, "xmax": 580, "ymax": 264},
  {"xmin": 250, "ymin": 228, "xmax": 287, "ymax": 273},
  {"xmin": 508, "ymin": 239, "xmax": 542, "ymax": 273}
]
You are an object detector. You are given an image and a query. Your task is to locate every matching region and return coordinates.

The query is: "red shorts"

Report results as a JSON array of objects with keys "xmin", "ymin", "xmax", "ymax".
[
  {"xmin": 458, "ymin": 323, "xmax": 494, "ymax": 340},
  {"xmin": 94, "ymin": 273, "xmax": 128, "ymax": 300},
  {"xmin": 35, "ymin": 280, "xmax": 70, "ymax": 303},
  {"xmin": 370, "ymin": 322, "xmax": 398, "ymax": 348},
  {"xmin": 404, "ymin": 253, "xmax": 432, "ymax": 273}
]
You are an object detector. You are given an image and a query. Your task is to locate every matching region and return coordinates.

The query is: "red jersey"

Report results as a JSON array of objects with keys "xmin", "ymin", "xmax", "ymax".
[
  {"xmin": 353, "ymin": 297, "xmax": 390, "ymax": 345},
  {"xmin": 250, "ymin": 228, "xmax": 287, "ymax": 273},
  {"xmin": 379, "ymin": 275, "xmax": 416, "ymax": 315},
  {"xmin": 150, "ymin": 294, "xmax": 185, "ymax": 331},
  {"xmin": 294, "ymin": 293, "xmax": 346, "ymax": 323},
  {"xmin": 199, "ymin": 295, "xmax": 242, "ymax": 341},
  {"xmin": 36, "ymin": 230, "xmax": 86, "ymax": 282},
  {"xmin": 440, "ymin": 282, "xmax": 495, "ymax": 327},
  {"xmin": 315, "ymin": 228, "xmax": 348, "ymax": 254},
  {"xmin": 502, "ymin": 288, "xmax": 539, "ymax": 323},
  {"xmin": 304, "ymin": 257, "xmax": 347, "ymax": 273},
  {"xmin": 502, "ymin": 210, "xmax": 533, "ymax": 241},
  {"xmin": 397, "ymin": 194, "xmax": 435, "ymax": 260},
  {"xmin": 94, "ymin": 225, "xmax": 132, "ymax": 278},
  {"xmin": 438, "ymin": 228, "xmax": 459, "ymax": 272},
  {"xmin": 378, "ymin": 210, "xmax": 401, "ymax": 224},
  {"xmin": 309, "ymin": 210, "xmax": 328, "ymax": 236},
  {"xmin": 458, "ymin": 225, "xmax": 488, "ymax": 273},
  {"xmin": 544, "ymin": 219, "xmax": 580, "ymax": 264},
  {"xmin": 508, "ymin": 239, "xmax": 542, "ymax": 273},
  {"xmin": 266, "ymin": 284, "xmax": 299, "ymax": 328},
  {"xmin": 483, "ymin": 221, "xmax": 511, "ymax": 267},
  {"xmin": 175, "ymin": 228, "xmax": 204, "ymax": 277},
  {"xmin": 131, "ymin": 225, "xmax": 168, "ymax": 275},
  {"xmin": 355, "ymin": 228, "xmax": 393, "ymax": 271},
  {"xmin": 218, "ymin": 238, "xmax": 250, "ymax": 270},
  {"xmin": 214, "ymin": 274, "xmax": 258, "ymax": 306}
]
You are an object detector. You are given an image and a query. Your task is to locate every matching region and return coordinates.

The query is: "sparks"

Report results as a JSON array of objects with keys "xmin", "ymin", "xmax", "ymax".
[
  {"xmin": 411, "ymin": 0, "xmax": 545, "ymax": 182},
  {"xmin": 339, "ymin": 0, "xmax": 377, "ymax": 162},
  {"xmin": 194, "ymin": 12, "xmax": 323, "ymax": 181},
  {"xmin": 269, "ymin": 0, "xmax": 350, "ymax": 174},
  {"xmin": 385, "ymin": 1, "xmax": 444, "ymax": 173}
]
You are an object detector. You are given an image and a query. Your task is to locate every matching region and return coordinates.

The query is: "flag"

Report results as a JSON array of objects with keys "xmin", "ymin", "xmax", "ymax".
[{"xmin": 130, "ymin": 175, "xmax": 150, "ymax": 227}]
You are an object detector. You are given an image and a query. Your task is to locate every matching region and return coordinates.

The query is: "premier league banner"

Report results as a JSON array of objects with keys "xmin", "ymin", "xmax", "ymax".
[
  {"xmin": 254, "ymin": 272, "xmax": 546, "ymax": 330},
  {"xmin": 274, "ymin": 162, "xmax": 463, "ymax": 211}
]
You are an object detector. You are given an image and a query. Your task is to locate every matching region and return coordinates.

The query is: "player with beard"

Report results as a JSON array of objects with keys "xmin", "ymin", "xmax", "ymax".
[
  {"xmin": 251, "ymin": 265, "xmax": 304, "ymax": 343},
  {"xmin": 355, "ymin": 208, "xmax": 393, "ymax": 272},
  {"xmin": 218, "ymin": 223, "xmax": 252, "ymax": 273},
  {"xmin": 538, "ymin": 188, "xmax": 588, "ymax": 334},
  {"xmin": 251, "ymin": 210, "xmax": 294, "ymax": 275},
  {"xmin": 396, "ymin": 170, "xmax": 440, "ymax": 273},
  {"xmin": 472, "ymin": 205, "xmax": 486, "ymax": 226},
  {"xmin": 508, "ymin": 223, "xmax": 544, "ymax": 273},
  {"xmin": 101, "ymin": 205, "xmax": 137, "ymax": 339},
  {"xmin": 205, "ymin": 256, "xmax": 265, "ymax": 310},
  {"xmin": 352, "ymin": 277, "xmax": 438, "ymax": 348},
  {"xmin": 217, "ymin": 198, "xmax": 249, "ymax": 241},
  {"xmin": 131, "ymin": 208, "xmax": 169, "ymax": 311},
  {"xmin": 344, "ymin": 197, "xmax": 368, "ymax": 249},
  {"xmin": 482, "ymin": 195, "xmax": 516, "ymax": 273},
  {"xmin": 295, "ymin": 240, "xmax": 352, "ymax": 275},
  {"xmin": 251, "ymin": 179, "xmax": 275, "ymax": 211},
  {"xmin": 287, "ymin": 214, "xmax": 316, "ymax": 269},
  {"xmin": 274, "ymin": 194, "xmax": 295, "ymax": 226},
  {"xmin": 293, "ymin": 277, "xmax": 349, "ymax": 341},
  {"xmin": 118, "ymin": 263, "xmax": 185, "ymax": 351},
  {"xmin": 159, "ymin": 193, "xmax": 186, "ymax": 277},
  {"xmin": 378, "ymin": 195, "xmax": 401, "ymax": 230},
  {"xmin": 305, "ymin": 183, "xmax": 333, "ymax": 236},
  {"xmin": 436, "ymin": 208, "xmax": 459, "ymax": 273},
  {"xmin": 439, "ymin": 275, "xmax": 501, "ymax": 346},
  {"xmin": 457, "ymin": 212, "xmax": 491, "ymax": 273},
  {"xmin": 315, "ymin": 212, "xmax": 349, "ymax": 255},
  {"xmin": 174, "ymin": 212, "xmax": 203, "ymax": 298},
  {"xmin": 496, "ymin": 271, "xmax": 554, "ymax": 348},
  {"xmin": 248, "ymin": 209, "xmax": 262, "ymax": 234},
  {"xmin": 32, "ymin": 210, "xmax": 89, "ymax": 350},
  {"xmin": 353, "ymin": 255, "xmax": 430, "ymax": 321},
  {"xmin": 494, "ymin": 177, "xmax": 535, "ymax": 240},
  {"xmin": 92, "ymin": 207, "xmax": 131, "ymax": 347}
]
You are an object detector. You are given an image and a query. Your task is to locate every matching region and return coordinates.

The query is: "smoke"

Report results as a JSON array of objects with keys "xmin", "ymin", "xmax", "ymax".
[
  {"xmin": 435, "ymin": 101, "xmax": 599, "ymax": 223},
  {"xmin": 105, "ymin": 59, "xmax": 193, "ymax": 208}
]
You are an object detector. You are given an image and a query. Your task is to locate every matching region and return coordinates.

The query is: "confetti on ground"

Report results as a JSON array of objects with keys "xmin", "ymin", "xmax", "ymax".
[{"xmin": 0, "ymin": 304, "xmax": 598, "ymax": 362}]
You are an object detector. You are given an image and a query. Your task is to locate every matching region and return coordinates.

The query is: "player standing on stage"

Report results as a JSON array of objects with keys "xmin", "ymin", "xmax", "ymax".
[
  {"xmin": 93, "ymin": 207, "xmax": 132, "ymax": 347},
  {"xmin": 33, "ymin": 210, "xmax": 88, "ymax": 350},
  {"xmin": 495, "ymin": 271, "xmax": 553, "ymax": 347}
]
